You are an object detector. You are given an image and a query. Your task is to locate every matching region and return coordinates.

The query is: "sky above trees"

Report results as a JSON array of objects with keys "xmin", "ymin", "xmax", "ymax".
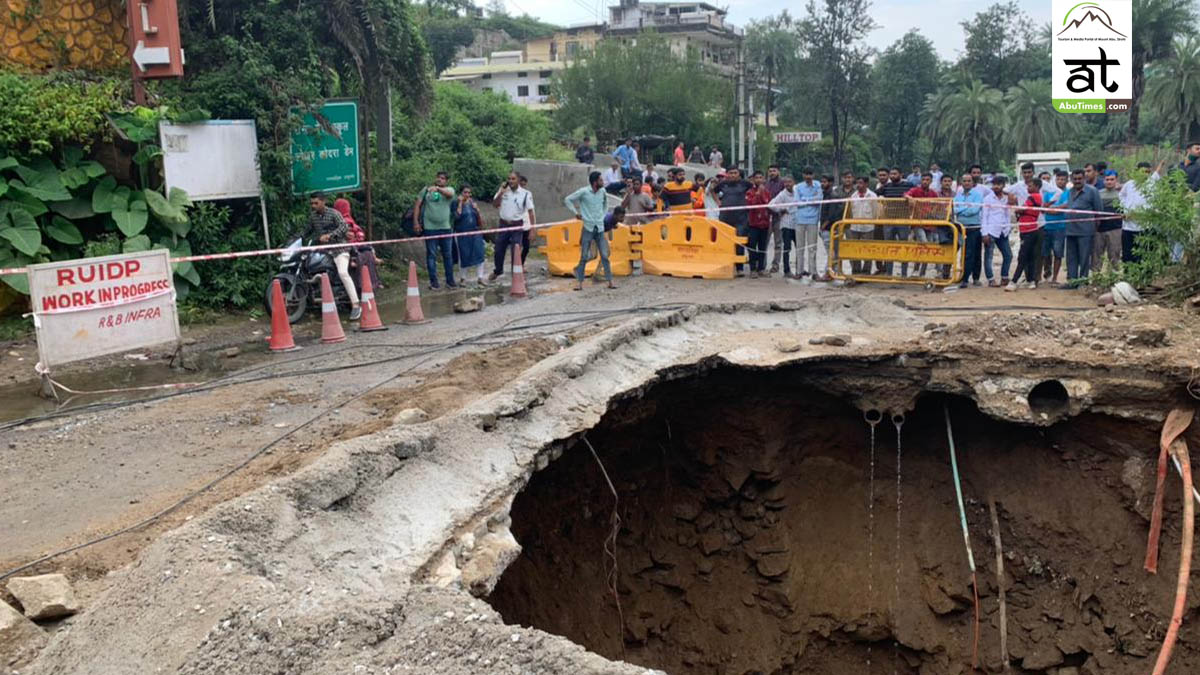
[{"xmin": 500, "ymin": 0, "xmax": 1051, "ymax": 59}]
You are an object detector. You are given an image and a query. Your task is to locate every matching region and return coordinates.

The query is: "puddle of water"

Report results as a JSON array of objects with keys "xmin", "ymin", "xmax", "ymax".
[{"xmin": 377, "ymin": 285, "xmax": 508, "ymax": 324}]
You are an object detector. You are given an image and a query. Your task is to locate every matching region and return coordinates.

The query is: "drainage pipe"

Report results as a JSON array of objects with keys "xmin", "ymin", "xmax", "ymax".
[
  {"xmin": 943, "ymin": 405, "xmax": 980, "ymax": 672},
  {"xmin": 1151, "ymin": 438, "xmax": 1194, "ymax": 675},
  {"xmin": 1145, "ymin": 408, "xmax": 1195, "ymax": 574}
]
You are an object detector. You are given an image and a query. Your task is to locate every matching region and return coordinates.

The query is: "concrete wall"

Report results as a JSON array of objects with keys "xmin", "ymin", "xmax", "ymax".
[{"xmin": 513, "ymin": 158, "xmax": 596, "ymax": 224}]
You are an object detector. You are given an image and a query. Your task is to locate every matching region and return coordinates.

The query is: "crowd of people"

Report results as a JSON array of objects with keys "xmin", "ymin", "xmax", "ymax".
[
  {"xmin": 564, "ymin": 137, "xmax": 1200, "ymax": 290},
  {"xmin": 402, "ymin": 140, "xmax": 1200, "ymax": 294}
]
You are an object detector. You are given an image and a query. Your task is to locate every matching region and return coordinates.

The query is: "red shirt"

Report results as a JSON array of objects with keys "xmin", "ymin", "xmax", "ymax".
[
  {"xmin": 1017, "ymin": 192, "xmax": 1043, "ymax": 233},
  {"xmin": 905, "ymin": 186, "xmax": 942, "ymax": 221},
  {"xmin": 747, "ymin": 186, "xmax": 771, "ymax": 229}
]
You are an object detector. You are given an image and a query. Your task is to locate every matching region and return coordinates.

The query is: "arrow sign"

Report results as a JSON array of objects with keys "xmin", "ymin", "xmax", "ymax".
[{"xmin": 133, "ymin": 40, "xmax": 170, "ymax": 72}]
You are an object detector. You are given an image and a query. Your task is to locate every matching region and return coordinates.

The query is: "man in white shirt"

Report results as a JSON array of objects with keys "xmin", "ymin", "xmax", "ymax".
[
  {"xmin": 1120, "ymin": 161, "xmax": 1158, "ymax": 264},
  {"xmin": 769, "ymin": 175, "xmax": 799, "ymax": 277},
  {"xmin": 930, "ymin": 162, "xmax": 943, "ymax": 187},
  {"xmin": 847, "ymin": 176, "xmax": 879, "ymax": 275},
  {"xmin": 490, "ymin": 172, "xmax": 535, "ymax": 282},
  {"xmin": 708, "ymin": 146, "xmax": 724, "ymax": 169},
  {"xmin": 643, "ymin": 163, "xmax": 660, "ymax": 186},
  {"xmin": 981, "ymin": 175, "xmax": 1017, "ymax": 286},
  {"xmin": 602, "ymin": 160, "xmax": 624, "ymax": 194}
]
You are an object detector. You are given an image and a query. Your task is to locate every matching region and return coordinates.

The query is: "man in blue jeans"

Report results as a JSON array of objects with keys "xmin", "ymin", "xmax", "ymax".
[
  {"xmin": 1040, "ymin": 171, "xmax": 1069, "ymax": 285},
  {"xmin": 414, "ymin": 170, "xmax": 457, "ymax": 289},
  {"xmin": 490, "ymin": 172, "xmax": 536, "ymax": 283},
  {"xmin": 1058, "ymin": 168, "xmax": 1102, "ymax": 286},
  {"xmin": 954, "ymin": 174, "xmax": 984, "ymax": 288},
  {"xmin": 564, "ymin": 171, "xmax": 616, "ymax": 291}
]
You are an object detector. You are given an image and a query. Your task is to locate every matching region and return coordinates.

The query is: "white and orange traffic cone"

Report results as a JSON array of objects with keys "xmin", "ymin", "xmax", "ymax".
[
  {"xmin": 403, "ymin": 261, "xmax": 429, "ymax": 324},
  {"xmin": 357, "ymin": 265, "xmax": 387, "ymax": 332},
  {"xmin": 510, "ymin": 243, "xmax": 528, "ymax": 298},
  {"xmin": 318, "ymin": 273, "xmax": 346, "ymax": 344},
  {"xmin": 267, "ymin": 279, "xmax": 299, "ymax": 352}
]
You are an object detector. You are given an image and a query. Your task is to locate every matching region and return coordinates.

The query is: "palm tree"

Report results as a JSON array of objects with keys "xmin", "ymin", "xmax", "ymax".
[
  {"xmin": 1146, "ymin": 36, "xmax": 1200, "ymax": 146},
  {"xmin": 1128, "ymin": 0, "xmax": 1199, "ymax": 141},
  {"xmin": 1004, "ymin": 79, "xmax": 1079, "ymax": 152},
  {"xmin": 942, "ymin": 79, "xmax": 1004, "ymax": 165}
]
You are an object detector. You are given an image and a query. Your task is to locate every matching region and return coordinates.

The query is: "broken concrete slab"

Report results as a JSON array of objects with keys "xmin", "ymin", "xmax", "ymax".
[
  {"xmin": 6, "ymin": 573, "xmax": 79, "ymax": 620},
  {"xmin": 1, "ymin": 599, "xmax": 46, "ymax": 666}
]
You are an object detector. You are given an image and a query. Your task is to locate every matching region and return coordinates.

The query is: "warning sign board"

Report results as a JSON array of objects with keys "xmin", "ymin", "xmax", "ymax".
[{"xmin": 27, "ymin": 250, "xmax": 181, "ymax": 368}]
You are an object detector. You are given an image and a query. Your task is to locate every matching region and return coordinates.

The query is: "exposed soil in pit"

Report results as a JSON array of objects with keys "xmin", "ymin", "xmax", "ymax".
[{"xmin": 489, "ymin": 363, "xmax": 1200, "ymax": 674}]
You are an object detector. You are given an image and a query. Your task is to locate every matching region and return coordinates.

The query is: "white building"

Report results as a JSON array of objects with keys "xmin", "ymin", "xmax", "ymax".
[
  {"xmin": 606, "ymin": 0, "xmax": 742, "ymax": 74},
  {"xmin": 438, "ymin": 52, "xmax": 566, "ymax": 110}
]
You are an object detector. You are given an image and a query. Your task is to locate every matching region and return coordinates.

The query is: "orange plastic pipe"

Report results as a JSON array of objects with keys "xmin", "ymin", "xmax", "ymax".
[
  {"xmin": 1145, "ymin": 408, "xmax": 1195, "ymax": 573},
  {"xmin": 1151, "ymin": 438, "xmax": 1193, "ymax": 675}
]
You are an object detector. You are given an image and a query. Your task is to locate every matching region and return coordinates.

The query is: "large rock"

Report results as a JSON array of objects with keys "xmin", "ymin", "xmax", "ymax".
[
  {"xmin": 460, "ymin": 528, "xmax": 522, "ymax": 597},
  {"xmin": 6, "ymin": 573, "xmax": 79, "ymax": 620},
  {"xmin": 0, "ymin": 599, "xmax": 46, "ymax": 665}
]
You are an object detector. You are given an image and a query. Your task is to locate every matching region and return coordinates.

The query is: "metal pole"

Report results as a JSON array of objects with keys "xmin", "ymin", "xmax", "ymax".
[
  {"xmin": 729, "ymin": 44, "xmax": 739, "ymax": 168},
  {"xmin": 259, "ymin": 196, "xmax": 271, "ymax": 248},
  {"xmin": 748, "ymin": 91, "xmax": 756, "ymax": 174}
]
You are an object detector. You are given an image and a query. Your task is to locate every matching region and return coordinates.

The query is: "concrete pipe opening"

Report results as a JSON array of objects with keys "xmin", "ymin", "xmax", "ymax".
[
  {"xmin": 1028, "ymin": 379, "xmax": 1070, "ymax": 417},
  {"xmin": 486, "ymin": 363, "xmax": 1192, "ymax": 674}
]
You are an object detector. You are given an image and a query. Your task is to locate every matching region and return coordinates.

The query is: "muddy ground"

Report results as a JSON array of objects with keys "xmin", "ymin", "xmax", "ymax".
[{"xmin": 2, "ymin": 268, "xmax": 1198, "ymax": 674}]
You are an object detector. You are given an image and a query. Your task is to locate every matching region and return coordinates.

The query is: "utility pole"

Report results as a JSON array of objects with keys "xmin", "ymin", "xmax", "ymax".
[{"xmin": 736, "ymin": 43, "xmax": 746, "ymax": 169}]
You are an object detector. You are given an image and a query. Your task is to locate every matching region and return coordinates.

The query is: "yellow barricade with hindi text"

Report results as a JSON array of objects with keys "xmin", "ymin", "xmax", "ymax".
[
  {"xmin": 828, "ymin": 198, "xmax": 964, "ymax": 286},
  {"xmin": 635, "ymin": 214, "xmax": 748, "ymax": 280},
  {"xmin": 537, "ymin": 221, "xmax": 642, "ymax": 277}
]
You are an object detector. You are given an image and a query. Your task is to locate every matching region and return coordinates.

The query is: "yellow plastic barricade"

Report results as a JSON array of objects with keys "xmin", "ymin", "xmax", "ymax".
[
  {"xmin": 537, "ymin": 220, "xmax": 641, "ymax": 277},
  {"xmin": 636, "ymin": 214, "xmax": 748, "ymax": 280},
  {"xmin": 828, "ymin": 198, "xmax": 964, "ymax": 286}
]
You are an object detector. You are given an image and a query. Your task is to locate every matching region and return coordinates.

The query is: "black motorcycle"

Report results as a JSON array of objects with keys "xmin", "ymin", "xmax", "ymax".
[{"xmin": 263, "ymin": 238, "xmax": 362, "ymax": 324}]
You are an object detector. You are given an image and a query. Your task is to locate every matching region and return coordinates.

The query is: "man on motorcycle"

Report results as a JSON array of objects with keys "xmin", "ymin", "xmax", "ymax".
[{"xmin": 304, "ymin": 193, "xmax": 361, "ymax": 320}]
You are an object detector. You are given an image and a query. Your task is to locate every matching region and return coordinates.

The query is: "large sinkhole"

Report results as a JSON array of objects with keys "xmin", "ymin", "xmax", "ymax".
[{"xmin": 488, "ymin": 363, "xmax": 1200, "ymax": 674}]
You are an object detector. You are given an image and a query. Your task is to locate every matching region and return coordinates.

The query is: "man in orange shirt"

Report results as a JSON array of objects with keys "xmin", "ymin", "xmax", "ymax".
[{"xmin": 673, "ymin": 142, "xmax": 686, "ymax": 166}]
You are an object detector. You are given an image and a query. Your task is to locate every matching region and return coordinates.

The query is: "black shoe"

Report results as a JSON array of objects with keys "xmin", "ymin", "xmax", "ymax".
[
  {"xmin": 430, "ymin": 282, "xmax": 440, "ymax": 290},
  {"xmin": 446, "ymin": 281, "xmax": 458, "ymax": 289}
]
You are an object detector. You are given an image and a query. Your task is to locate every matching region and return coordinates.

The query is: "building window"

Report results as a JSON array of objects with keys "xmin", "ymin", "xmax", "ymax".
[
  {"xmin": 537, "ymin": 84, "xmax": 550, "ymax": 96},
  {"xmin": 539, "ymin": 70, "xmax": 552, "ymax": 78},
  {"xmin": 482, "ymin": 73, "xmax": 492, "ymax": 80},
  {"xmin": 517, "ymin": 85, "xmax": 529, "ymax": 97},
  {"xmin": 517, "ymin": 71, "xmax": 528, "ymax": 78},
  {"xmin": 566, "ymin": 41, "xmax": 579, "ymax": 59}
]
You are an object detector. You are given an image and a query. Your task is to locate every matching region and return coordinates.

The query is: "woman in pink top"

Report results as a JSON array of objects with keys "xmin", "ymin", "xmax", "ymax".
[{"xmin": 673, "ymin": 142, "xmax": 685, "ymax": 166}]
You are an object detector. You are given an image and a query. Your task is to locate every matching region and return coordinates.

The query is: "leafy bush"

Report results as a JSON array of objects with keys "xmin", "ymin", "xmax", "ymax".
[
  {"xmin": 369, "ymin": 82, "xmax": 557, "ymax": 237},
  {"xmin": 182, "ymin": 202, "xmax": 270, "ymax": 308},
  {"xmin": 0, "ymin": 72, "xmax": 124, "ymax": 156},
  {"xmin": 0, "ymin": 149, "xmax": 198, "ymax": 296},
  {"xmin": 1087, "ymin": 170, "xmax": 1200, "ymax": 298}
]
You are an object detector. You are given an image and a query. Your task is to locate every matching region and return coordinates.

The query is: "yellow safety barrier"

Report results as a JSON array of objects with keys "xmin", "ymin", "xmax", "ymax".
[
  {"xmin": 828, "ymin": 198, "xmax": 964, "ymax": 286},
  {"xmin": 636, "ymin": 214, "xmax": 748, "ymax": 280},
  {"xmin": 536, "ymin": 220, "xmax": 642, "ymax": 277}
]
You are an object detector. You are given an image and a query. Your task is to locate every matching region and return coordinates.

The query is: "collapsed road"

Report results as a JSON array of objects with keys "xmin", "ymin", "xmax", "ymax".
[{"xmin": 3, "ymin": 278, "xmax": 1200, "ymax": 674}]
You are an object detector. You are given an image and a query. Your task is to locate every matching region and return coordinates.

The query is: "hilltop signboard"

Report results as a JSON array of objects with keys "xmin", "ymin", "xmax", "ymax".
[
  {"xmin": 290, "ymin": 100, "xmax": 362, "ymax": 195},
  {"xmin": 773, "ymin": 131, "xmax": 822, "ymax": 144}
]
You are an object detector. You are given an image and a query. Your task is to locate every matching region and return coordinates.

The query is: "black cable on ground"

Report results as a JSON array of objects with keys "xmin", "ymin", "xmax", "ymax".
[
  {"xmin": 0, "ymin": 303, "xmax": 695, "ymax": 580},
  {"xmin": 0, "ymin": 304, "xmax": 691, "ymax": 432}
]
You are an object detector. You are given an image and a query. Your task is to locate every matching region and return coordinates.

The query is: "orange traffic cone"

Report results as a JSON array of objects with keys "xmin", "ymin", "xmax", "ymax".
[
  {"xmin": 510, "ymin": 242, "xmax": 528, "ymax": 298},
  {"xmin": 268, "ymin": 279, "xmax": 299, "ymax": 352},
  {"xmin": 318, "ymin": 273, "xmax": 346, "ymax": 344},
  {"xmin": 357, "ymin": 265, "xmax": 387, "ymax": 332},
  {"xmin": 403, "ymin": 261, "xmax": 429, "ymax": 324}
]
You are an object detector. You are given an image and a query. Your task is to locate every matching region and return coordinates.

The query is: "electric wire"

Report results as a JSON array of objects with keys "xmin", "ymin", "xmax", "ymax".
[{"xmin": 0, "ymin": 303, "xmax": 695, "ymax": 579}]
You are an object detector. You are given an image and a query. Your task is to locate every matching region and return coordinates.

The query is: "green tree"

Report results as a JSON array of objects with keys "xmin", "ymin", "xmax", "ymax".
[
  {"xmin": 552, "ymin": 34, "xmax": 732, "ymax": 149},
  {"xmin": 942, "ymin": 78, "xmax": 1004, "ymax": 165},
  {"xmin": 423, "ymin": 17, "xmax": 477, "ymax": 73},
  {"xmin": 1003, "ymin": 78, "xmax": 1079, "ymax": 152},
  {"xmin": 1129, "ymin": 0, "xmax": 1199, "ymax": 141},
  {"xmin": 959, "ymin": 2, "xmax": 1048, "ymax": 91},
  {"xmin": 744, "ymin": 12, "xmax": 802, "ymax": 134},
  {"xmin": 870, "ymin": 30, "xmax": 941, "ymax": 166},
  {"xmin": 1146, "ymin": 36, "xmax": 1200, "ymax": 146},
  {"xmin": 800, "ymin": 0, "xmax": 877, "ymax": 174}
]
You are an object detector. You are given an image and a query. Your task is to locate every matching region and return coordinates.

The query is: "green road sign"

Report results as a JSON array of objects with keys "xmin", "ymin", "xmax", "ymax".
[{"xmin": 290, "ymin": 100, "xmax": 361, "ymax": 195}]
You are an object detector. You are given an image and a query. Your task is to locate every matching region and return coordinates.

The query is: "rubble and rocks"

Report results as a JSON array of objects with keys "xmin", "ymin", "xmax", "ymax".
[
  {"xmin": 808, "ymin": 334, "xmax": 851, "ymax": 346},
  {"xmin": 6, "ymin": 573, "xmax": 79, "ymax": 620},
  {"xmin": 0, "ymin": 600, "xmax": 46, "ymax": 666},
  {"xmin": 393, "ymin": 407, "xmax": 428, "ymax": 425},
  {"xmin": 454, "ymin": 296, "xmax": 485, "ymax": 313}
]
